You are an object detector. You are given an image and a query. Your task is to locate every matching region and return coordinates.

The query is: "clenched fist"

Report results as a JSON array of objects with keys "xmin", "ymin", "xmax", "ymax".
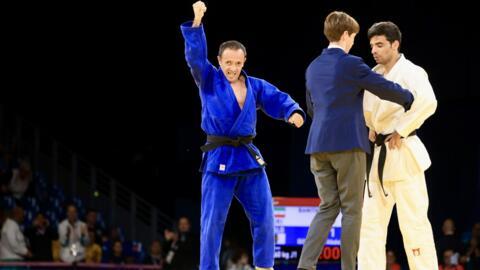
[
  {"xmin": 288, "ymin": 112, "xmax": 304, "ymax": 128},
  {"xmin": 192, "ymin": 1, "xmax": 207, "ymax": 27}
]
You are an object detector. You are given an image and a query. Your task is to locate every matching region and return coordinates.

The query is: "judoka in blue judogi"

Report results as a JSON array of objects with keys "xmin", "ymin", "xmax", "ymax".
[{"xmin": 180, "ymin": 2, "xmax": 305, "ymax": 269}]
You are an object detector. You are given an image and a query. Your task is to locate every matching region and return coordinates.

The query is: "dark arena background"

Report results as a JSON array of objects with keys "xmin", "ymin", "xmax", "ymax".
[{"xmin": 1, "ymin": 0, "xmax": 479, "ymax": 269}]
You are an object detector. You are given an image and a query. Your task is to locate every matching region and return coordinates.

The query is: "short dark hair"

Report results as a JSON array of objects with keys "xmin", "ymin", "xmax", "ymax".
[
  {"xmin": 218, "ymin": 40, "xmax": 247, "ymax": 57},
  {"xmin": 368, "ymin": 21, "xmax": 402, "ymax": 49}
]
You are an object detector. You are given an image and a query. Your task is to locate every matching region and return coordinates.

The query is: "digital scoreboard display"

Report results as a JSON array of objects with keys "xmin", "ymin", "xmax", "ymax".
[{"xmin": 273, "ymin": 197, "xmax": 342, "ymax": 263}]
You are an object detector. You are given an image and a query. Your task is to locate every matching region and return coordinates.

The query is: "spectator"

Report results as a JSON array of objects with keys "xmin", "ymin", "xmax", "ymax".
[
  {"xmin": 227, "ymin": 248, "xmax": 253, "ymax": 270},
  {"xmin": 25, "ymin": 212, "xmax": 57, "ymax": 261},
  {"xmin": 58, "ymin": 204, "xmax": 89, "ymax": 263},
  {"xmin": 462, "ymin": 224, "xmax": 480, "ymax": 270},
  {"xmin": 437, "ymin": 218, "xmax": 464, "ymax": 259},
  {"xmin": 0, "ymin": 206, "xmax": 32, "ymax": 261},
  {"xmin": 439, "ymin": 249, "xmax": 464, "ymax": 270},
  {"xmin": 386, "ymin": 250, "xmax": 402, "ymax": 270},
  {"xmin": 108, "ymin": 239, "xmax": 125, "ymax": 264},
  {"xmin": 85, "ymin": 209, "xmax": 104, "ymax": 245},
  {"xmin": 164, "ymin": 216, "xmax": 198, "ymax": 270},
  {"xmin": 8, "ymin": 159, "xmax": 32, "ymax": 200},
  {"xmin": 143, "ymin": 239, "xmax": 164, "ymax": 267},
  {"xmin": 85, "ymin": 229, "xmax": 102, "ymax": 263},
  {"xmin": 101, "ymin": 226, "xmax": 124, "ymax": 262},
  {"xmin": 220, "ymin": 238, "xmax": 237, "ymax": 270}
]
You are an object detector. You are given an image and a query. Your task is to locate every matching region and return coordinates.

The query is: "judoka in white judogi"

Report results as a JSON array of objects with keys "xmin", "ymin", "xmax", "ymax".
[{"xmin": 358, "ymin": 21, "xmax": 438, "ymax": 270}]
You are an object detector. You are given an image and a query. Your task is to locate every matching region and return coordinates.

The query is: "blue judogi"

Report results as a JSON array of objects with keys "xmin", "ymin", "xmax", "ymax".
[{"xmin": 180, "ymin": 21, "xmax": 304, "ymax": 270}]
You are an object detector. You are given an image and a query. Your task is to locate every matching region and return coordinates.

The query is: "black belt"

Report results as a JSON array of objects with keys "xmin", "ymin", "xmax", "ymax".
[
  {"xmin": 365, "ymin": 130, "xmax": 416, "ymax": 197},
  {"xmin": 200, "ymin": 135, "xmax": 266, "ymax": 166}
]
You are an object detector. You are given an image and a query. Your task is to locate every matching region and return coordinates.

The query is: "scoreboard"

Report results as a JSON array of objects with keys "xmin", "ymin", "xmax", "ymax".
[{"xmin": 273, "ymin": 197, "xmax": 342, "ymax": 263}]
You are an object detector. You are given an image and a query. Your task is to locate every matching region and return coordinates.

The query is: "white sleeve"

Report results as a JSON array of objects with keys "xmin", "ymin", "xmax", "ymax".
[
  {"xmin": 395, "ymin": 67, "xmax": 437, "ymax": 137},
  {"xmin": 363, "ymin": 90, "xmax": 378, "ymax": 131}
]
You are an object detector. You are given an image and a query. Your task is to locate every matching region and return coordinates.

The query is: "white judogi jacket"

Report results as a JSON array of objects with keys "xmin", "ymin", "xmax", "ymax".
[
  {"xmin": 0, "ymin": 218, "xmax": 28, "ymax": 260},
  {"xmin": 364, "ymin": 54, "xmax": 437, "ymax": 181}
]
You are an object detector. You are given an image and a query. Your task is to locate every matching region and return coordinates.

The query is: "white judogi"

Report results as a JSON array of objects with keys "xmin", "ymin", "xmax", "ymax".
[{"xmin": 358, "ymin": 54, "xmax": 438, "ymax": 270}]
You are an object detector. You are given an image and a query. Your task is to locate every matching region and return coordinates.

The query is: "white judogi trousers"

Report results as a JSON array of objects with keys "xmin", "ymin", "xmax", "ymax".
[{"xmin": 358, "ymin": 172, "xmax": 438, "ymax": 270}]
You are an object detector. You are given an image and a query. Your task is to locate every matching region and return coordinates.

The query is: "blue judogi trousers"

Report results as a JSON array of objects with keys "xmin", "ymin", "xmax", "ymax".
[{"xmin": 200, "ymin": 169, "xmax": 274, "ymax": 270}]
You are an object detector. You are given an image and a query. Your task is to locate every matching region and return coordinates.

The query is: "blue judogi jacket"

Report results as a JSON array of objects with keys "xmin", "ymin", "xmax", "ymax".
[
  {"xmin": 305, "ymin": 48, "xmax": 414, "ymax": 154},
  {"xmin": 181, "ymin": 22, "xmax": 304, "ymax": 175}
]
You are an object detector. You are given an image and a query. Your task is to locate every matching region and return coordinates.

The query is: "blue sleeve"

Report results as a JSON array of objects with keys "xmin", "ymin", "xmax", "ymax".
[
  {"xmin": 344, "ymin": 56, "xmax": 414, "ymax": 110},
  {"xmin": 180, "ymin": 21, "xmax": 214, "ymax": 88},
  {"xmin": 256, "ymin": 79, "xmax": 306, "ymax": 122}
]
